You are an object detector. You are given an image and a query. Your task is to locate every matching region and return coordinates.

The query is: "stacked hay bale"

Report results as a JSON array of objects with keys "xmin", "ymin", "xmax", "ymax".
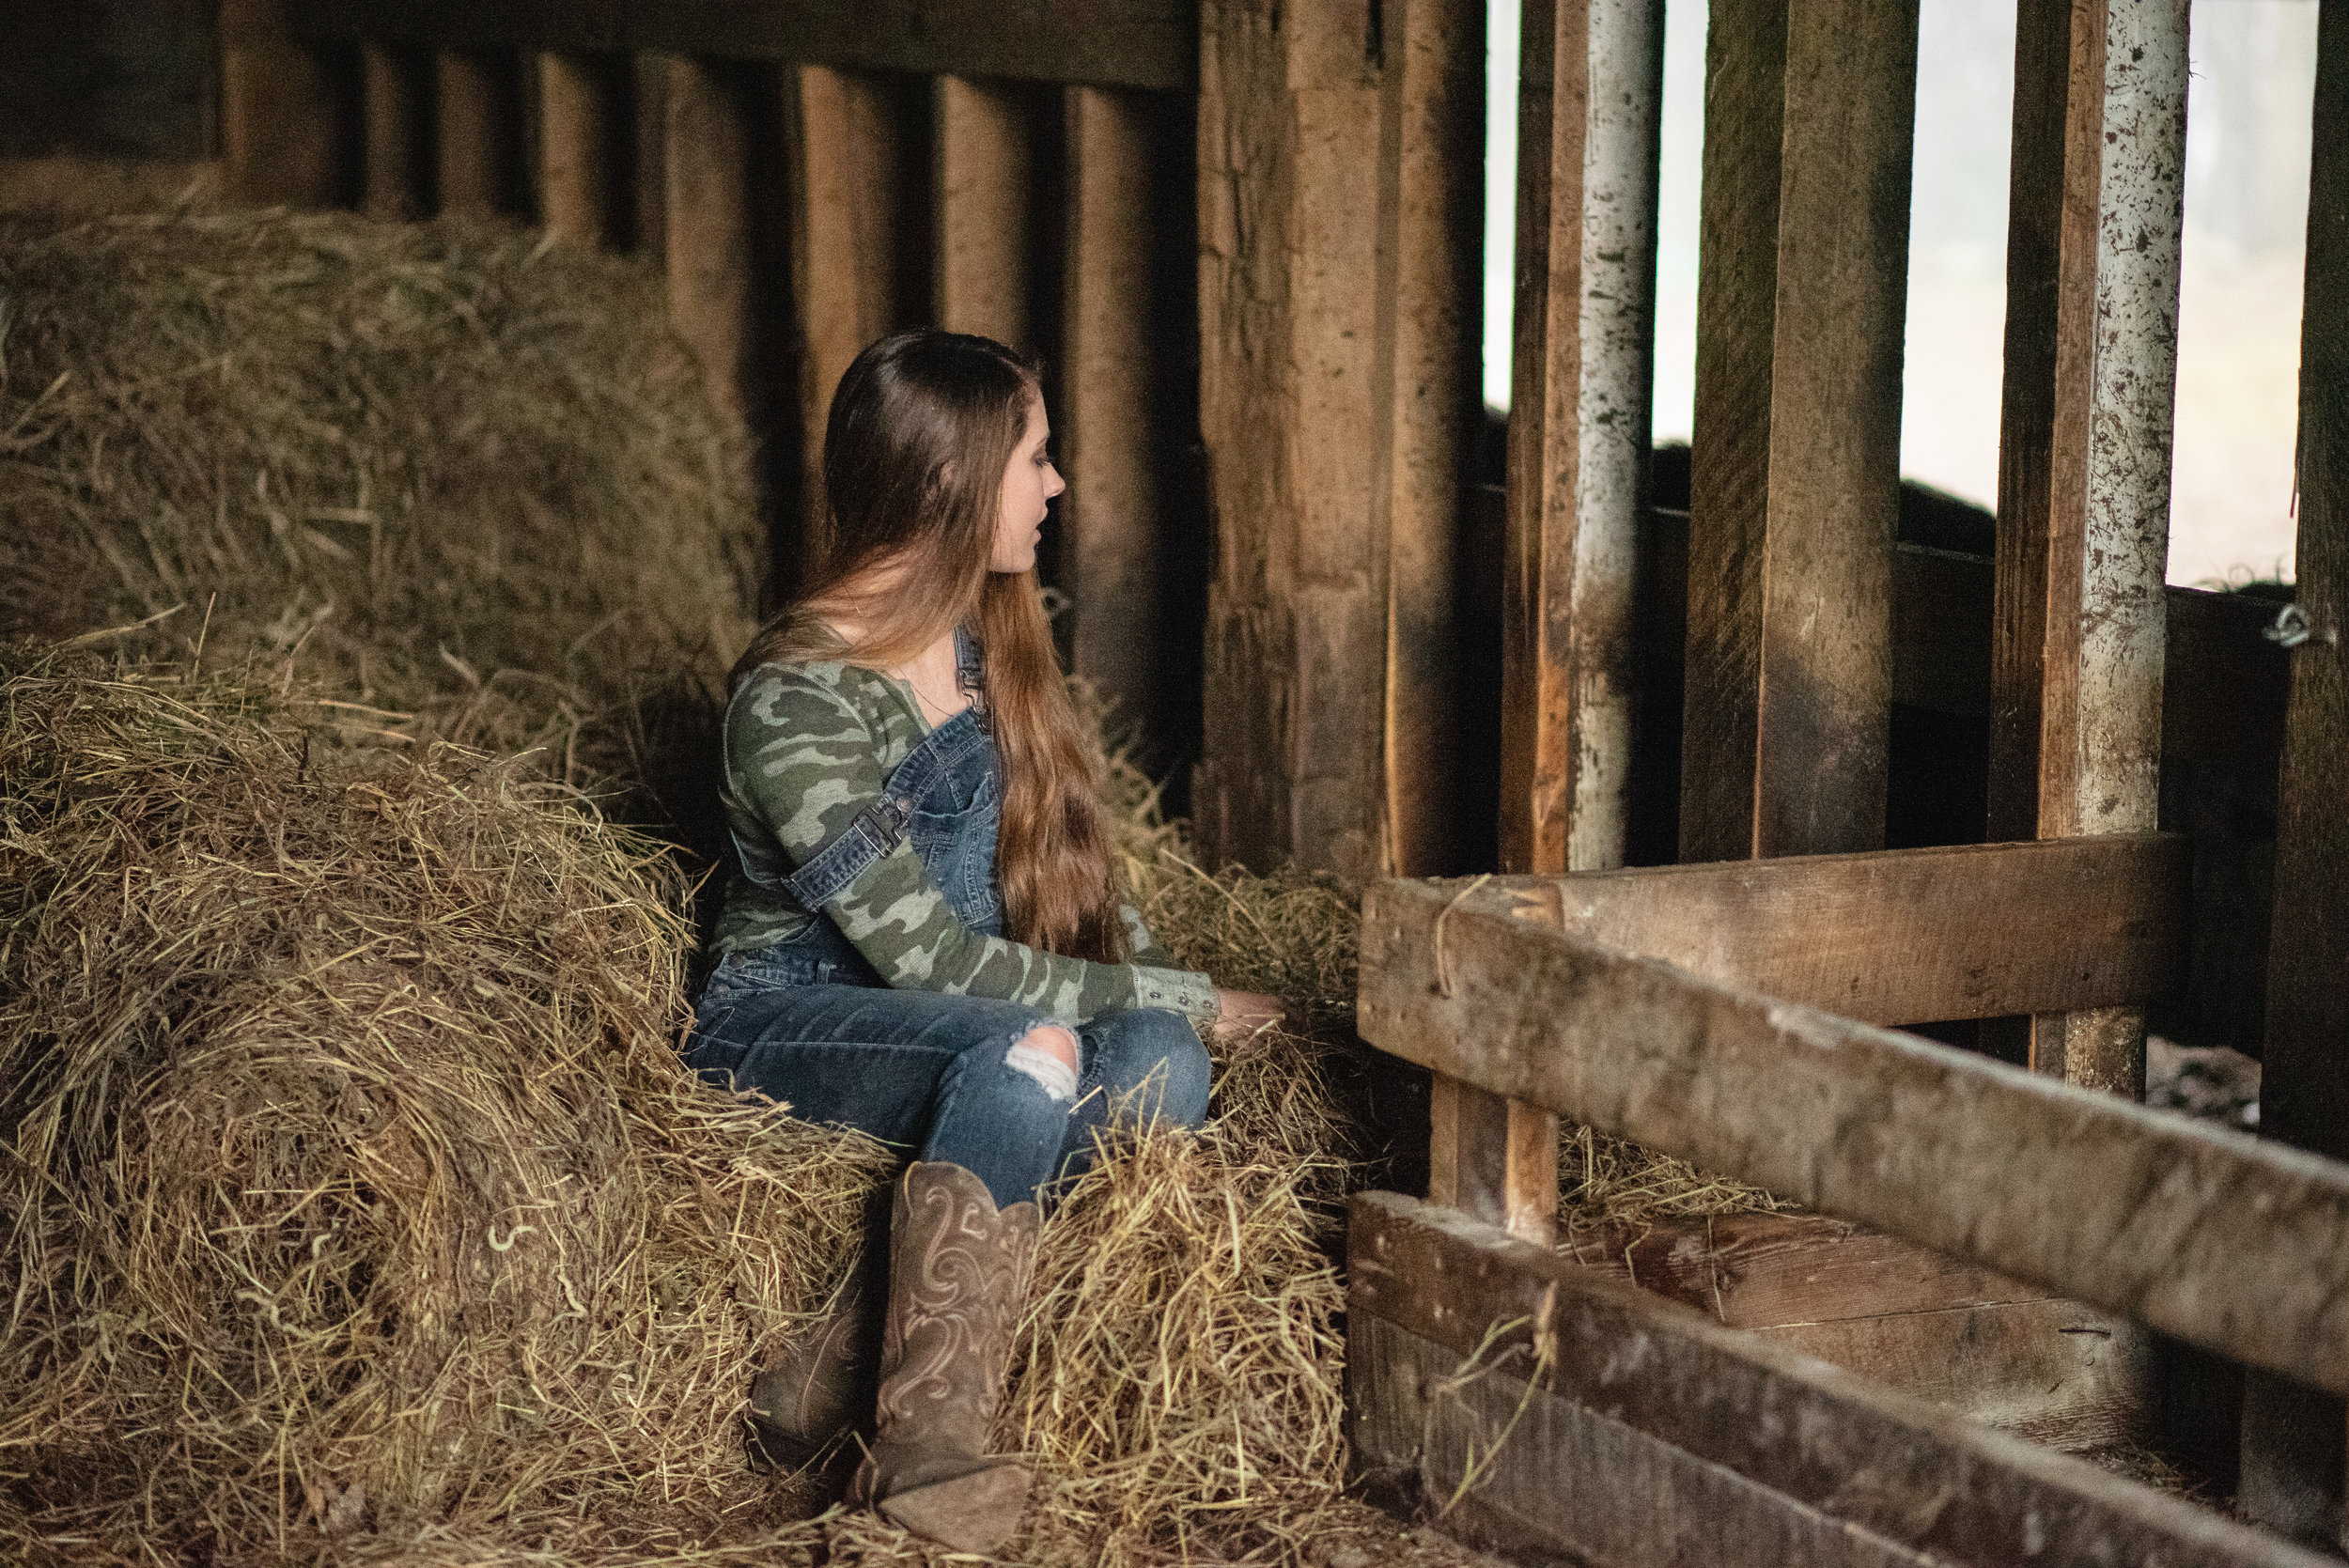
[{"xmin": 0, "ymin": 209, "xmax": 758, "ymax": 811}]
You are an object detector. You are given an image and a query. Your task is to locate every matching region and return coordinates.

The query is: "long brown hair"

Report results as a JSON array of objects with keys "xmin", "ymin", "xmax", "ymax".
[{"xmin": 732, "ymin": 330, "xmax": 1128, "ymax": 963}]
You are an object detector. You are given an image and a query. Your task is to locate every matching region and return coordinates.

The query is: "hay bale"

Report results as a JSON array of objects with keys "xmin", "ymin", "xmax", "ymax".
[
  {"xmin": 0, "ymin": 209, "xmax": 758, "ymax": 800},
  {"xmin": 0, "ymin": 656, "xmax": 888, "ymax": 1560}
]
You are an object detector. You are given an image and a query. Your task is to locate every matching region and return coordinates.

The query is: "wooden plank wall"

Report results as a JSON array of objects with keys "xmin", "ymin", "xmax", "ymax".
[
  {"xmin": 217, "ymin": 2, "xmax": 1206, "ymax": 749},
  {"xmin": 1194, "ymin": 0, "xmax": 1483, "ymax": 884},
  {"xmin": 2239, "ymin": 0, "xmax": 2349, "ymax": 1545}
]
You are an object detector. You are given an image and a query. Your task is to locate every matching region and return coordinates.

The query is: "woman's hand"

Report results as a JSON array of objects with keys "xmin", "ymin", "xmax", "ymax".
[{"xmin": 1211, "ymin": 989, "xmax": 1289, "ymax": 1042}]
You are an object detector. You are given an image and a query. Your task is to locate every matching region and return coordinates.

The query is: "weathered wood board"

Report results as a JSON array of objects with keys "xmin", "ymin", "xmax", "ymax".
[
  {"xmin": 1358, "ymin": 875, "xmax": 2349, "ymax": 1398},
  {"xmin": 293, "ymin": 0, "xmax": 1196, "ymax": 93},
  {"xmin": 1349, "ymin": 1194, "xmax": 2316, "ymax": 1568},
  {"xmin": 1990, "ymin": 0, "xmax": 2189, "ymax": 1094},
  {"xmin": 1561, "ymin": 1213, "xmax": 2145, "ymax": 1452},
  {"xmin": 1535, "ymin": 833, "xmax": 2187, "ymax": 1025},
  {"xmin": 1682, "ymin": 0, "xmax": 1919, "ymax": 862},
  {"xmin": 1195, "ymin": 0, "xmax": 1480, "ymax": 882},
  {"xmin": 1498, "ymin": 0, "xmax": 1662, "ymax": 877},
  {"xmin": 2237, "ymin": 0, "xmax": 2349, "ymax": 1541}
]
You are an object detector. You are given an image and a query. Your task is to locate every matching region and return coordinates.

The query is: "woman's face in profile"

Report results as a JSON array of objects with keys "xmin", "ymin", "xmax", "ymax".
[{"xmin": 991, "ymin": 393, "xmax": 1064, "ymax": 574}]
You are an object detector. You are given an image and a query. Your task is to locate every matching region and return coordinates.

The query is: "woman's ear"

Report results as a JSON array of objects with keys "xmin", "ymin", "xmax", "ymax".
[{"xmin": 926, "ymin": 459, "xmax": 957, "ymax": 498}]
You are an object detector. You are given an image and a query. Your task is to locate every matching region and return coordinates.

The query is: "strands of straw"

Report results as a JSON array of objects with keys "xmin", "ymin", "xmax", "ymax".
[
  {"xmin": 0, "ymin": 208, "xmax": 759, "ymax": 815},
  {"xmin": 0, "ymin": 658, "xmax": 893, "ymax": 1562}
]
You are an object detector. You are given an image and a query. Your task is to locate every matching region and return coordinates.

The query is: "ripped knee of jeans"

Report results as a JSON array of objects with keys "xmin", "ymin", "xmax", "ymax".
[{"xmin": 1003, "ymin": 1023, "xmax": 1081, "ymax": 1104}]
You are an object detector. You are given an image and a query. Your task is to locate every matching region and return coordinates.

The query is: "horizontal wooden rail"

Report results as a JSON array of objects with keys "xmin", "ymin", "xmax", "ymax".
[
  {"xmin": 292, "ymin": 0, "xmax": 1195, "ymax": 93},
  {"xmin": 1540, "ymin": 832, "xmax": 2187, "ymax": 1025},
  {"xmin": 1357, "ymin": 874, "xmax": 2349, "ymax": 1396},
  {"xmin": 1349, "ymin": 1194, "xmax": 2325, "ymax": 1568}
]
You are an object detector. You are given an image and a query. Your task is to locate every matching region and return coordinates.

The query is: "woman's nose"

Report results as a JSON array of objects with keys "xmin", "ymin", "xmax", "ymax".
[{"xmin": 1047, "ymin": 464, "xmax": 1066, "ymax": 499}]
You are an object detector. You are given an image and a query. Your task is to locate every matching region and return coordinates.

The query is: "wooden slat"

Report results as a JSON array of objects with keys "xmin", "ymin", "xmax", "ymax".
[
  {"xmin": 2239, "ymin": 2, "xmax": 2349, "ymax": 1543},
  {"xmin": 1198, "ymin": 0, "xmax": 1477, "ymax": 884},
  {"xmin": 663, "ymin": 57, "xmax": 757, "ymax": 432},
  {"xmin": 221, "ymin": 0, "xmax": 350, "ymax": 208},
  {"xmin": 1374, "ymin": 0, "xmax": 1483, "ymax": 882},
  {"xmin": 931, "ymin": 76, "xmax": 1036, "ymax": 349},
  {"xmin": 295, "ymin": 0, "xmax": 1195, "ymax": 93},
  {"xmin": 1535, "ymin": 833, "xmax": 2187, "ymax": 1025},
  {"xmin": 362, "ymin": 44, "xmax": 427, "ymax": 221},
  {"xmin": 436, "ymin": 50, "xmax": 521, "ymax": 218},
  {"xmin": 1499, "ymin": 0, "xmax": 1663, "ymax": 877},
  {"xmin": 1991, "ymin": 0, "xmax": 2188, "ymax": 1095},
  {"xmin": 1350, "ymin": 1193, "xmax": 2327, "ymax": 1568},
  {"xmin": 1427, "ymin": 1078, "xmax": 1557, "ymax": 1247},
  {"xmin": 1356, "ymin": 875, "xmax": 2349, "ymax": 1397},
  {"xmin": 539, "ymin": 53, "xmax": 622, "ymax": 248},
  {"xmin": 782, "ymin": 64, "xmax": 921, "ymax": 569},
  {"xmin": 1059, "ymin": 85, "xmax": 1181, "ymax": 741},
  {"xmin": 1561, "ymin": 1213, "xmax": 2145, "ymax": 1452},
  {"xmin": 1682, "ymin": 0, "xmax": 1917, "ymax": 862}
]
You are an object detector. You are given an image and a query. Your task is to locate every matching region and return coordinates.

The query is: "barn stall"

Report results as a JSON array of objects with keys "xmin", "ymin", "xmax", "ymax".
[{"xmin": 1, "ymin": 0, "xmax": 2344, "ymax": 1563}]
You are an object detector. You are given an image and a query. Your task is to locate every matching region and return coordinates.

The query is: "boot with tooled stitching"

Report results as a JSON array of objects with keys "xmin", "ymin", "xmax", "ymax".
[{"xmin": 849, "ymin": 1160, "xmax": 1038, "ymax": 1554}]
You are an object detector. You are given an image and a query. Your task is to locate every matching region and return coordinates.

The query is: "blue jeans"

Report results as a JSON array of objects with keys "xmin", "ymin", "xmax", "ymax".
[{"xmin": 688, "ymin": 969, "xmax": 1211, "ymax": 1209}]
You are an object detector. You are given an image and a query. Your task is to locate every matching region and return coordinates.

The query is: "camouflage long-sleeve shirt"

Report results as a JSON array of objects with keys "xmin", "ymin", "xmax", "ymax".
[{"xmin": 712, "ymin": 657, "xmax": 1220, "ymax": 1025}]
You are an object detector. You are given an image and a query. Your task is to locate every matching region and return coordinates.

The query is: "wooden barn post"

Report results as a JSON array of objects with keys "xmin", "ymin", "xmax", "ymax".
[
  {"xmin": 437, "ymin": 51, "xmax": 520, "ymax": 219},
  {"xmin": 782, "ymin": 66, "xmax": 922, "ymax": 565},
  {"xmin": 1195, "ymin": 0, "xmax": 1483, "ymax": 886},
  {"xmin": 541, "ymin": 54, "xmax": 623, "ymax": 249},
  {"xmin": 1442, "ymin": 0, "xmax": 1663, "ymax": 1247},
  {"xmin": 1060, "ymin": 87, "xmax": 1190, "ymax": 746},
  {"xmin": 362, "ymin": 45, "xmax": 427, "ymax": 222},
  {"xmin": 1680, "ymin": 0, "xmax": 1919, "ymax": 864},
  {"xmin": 2240, "ymin": 0, "xmax": 2349, "ymax": 1542},
  {"xmin": 1990, "ymin": 0, "xmax": 2188, "ymax": 1099},
  {"xmin": 933, "ymin": 77, "xmax": 1037, "ymax": 350},
  {"xmin": 663, "ymin": 57, "xmax": 759, "ymax": 433},
  {"xmin": 1499, "ymin": 0, "xmax": 1663, "ymax": 879},
  {"xmin": 220, "ymin": 0, "xmax": 348, "ymax": 208}
]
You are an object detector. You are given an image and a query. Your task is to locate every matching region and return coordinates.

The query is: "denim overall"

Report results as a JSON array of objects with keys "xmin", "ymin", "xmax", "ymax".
[{"xmin": 686, "ymin": 631, "xmax": 1208, "ymax": 1207}]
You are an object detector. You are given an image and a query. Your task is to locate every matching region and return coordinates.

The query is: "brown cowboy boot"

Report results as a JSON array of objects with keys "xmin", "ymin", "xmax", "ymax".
[
  {"xmin": 746, "ymin": 1274, "xmax": 875, "ymax": 1468},
  {"xmin": 849, "ymin": 1160, "xmax": 1039, "ymax": 1554}
]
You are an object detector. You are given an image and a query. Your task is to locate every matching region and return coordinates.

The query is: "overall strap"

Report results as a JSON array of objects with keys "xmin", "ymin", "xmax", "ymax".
[{"xmin": 778, "ymin": 706, "xmax": 993, "ymax": 910}]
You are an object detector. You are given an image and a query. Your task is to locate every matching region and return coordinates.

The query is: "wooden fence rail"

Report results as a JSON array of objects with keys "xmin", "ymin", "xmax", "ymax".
[
  {"xmin": 1359, "ymin": 871, "xmax": 2349, "ymax": 1401},
  {"xmin": 1351, "ymin": 1193, "xmax": 2327, "ymax": 1568}
]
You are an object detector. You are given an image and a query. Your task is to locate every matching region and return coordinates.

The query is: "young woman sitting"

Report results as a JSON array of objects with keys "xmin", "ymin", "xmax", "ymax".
[{"xmin": 685, "ymin": 329, "xmax": 1283, "ymax": 1554}]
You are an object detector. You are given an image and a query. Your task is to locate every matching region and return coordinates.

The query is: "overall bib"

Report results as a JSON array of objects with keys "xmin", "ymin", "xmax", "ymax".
[{"xmin": 685, "ymin": 635, "xmax": 1208, "ymax": 1207}]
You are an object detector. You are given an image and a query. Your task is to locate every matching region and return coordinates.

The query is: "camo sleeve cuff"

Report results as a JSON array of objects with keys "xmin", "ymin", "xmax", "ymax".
[{"xmin": 1128, "ymin": 964, "xmax": 1221, "ymax": 1022}]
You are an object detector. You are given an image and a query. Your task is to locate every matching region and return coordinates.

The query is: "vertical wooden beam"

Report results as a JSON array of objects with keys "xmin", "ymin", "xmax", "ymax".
[
  {"xmin": 219, "ymin": 0, "xmax": 348, "ymax": 208},
  {"xmin": 664, "ymin": 57, "xmax": 758, "ymax": 433},
  {"xmin": 633, "ymin": 55, "xmax": 670, "ymax": 258},
  {"xmin": 1196, "ymin": 0, "xmax": 1479, "ymax": 885},
  {"xmin": 1062, "ymin": 86, "xmax": 1174, "ymax": 736},
  {"xmin": 1499, "ymin": 0, "xmax": 1664, "ymax": 877},
  {"xmin": 362, "ymin": 45, "xmax": 427, "ymax": 222},
  {"xmin": 932, "ymin": 77, "xmax": 1036, "ymax": 349},
  {"xmin": 783, "ymin": 66, "xmax": 922, "ymax": 568},
  {"xmin": 2240, "ymin": 1, "xmax": 2349, "ymax": 1543},
  {"xmin": 1377, "ymin": 0, "xmax": 1486, "ymax": 881},
  {"xmin": 1428, "ymin": 1078, "xmax": 1558, "ymax": 1245},
  {"xmin": 437, "ymin": 51, "xmax": 519, "ymax": 218},
  {"xmin": 1990, "ymin": 0, "xmax": 2187, "ymax": 1097},
  {"xmin": 1681, "ymin": 0, "xmax": 1917, "ymax": 863},
  {"xmin": 541, "ymin": 54, "xmax": 621, "ymax": 248}
]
